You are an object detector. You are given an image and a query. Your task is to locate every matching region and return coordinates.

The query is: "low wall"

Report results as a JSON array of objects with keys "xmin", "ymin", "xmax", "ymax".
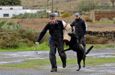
[{"xmin": 87, "ymin": 31, "xmax": 115, "ymax": 40}]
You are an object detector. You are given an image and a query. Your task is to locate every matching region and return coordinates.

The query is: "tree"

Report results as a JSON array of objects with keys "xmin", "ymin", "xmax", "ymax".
[
  {"xmin": 110, "ymin": 0, "xmax": 115, "ymax": 7},
  {"xmin": 0, "ymin": 0, "xmax": 21, "ymax": 6}
]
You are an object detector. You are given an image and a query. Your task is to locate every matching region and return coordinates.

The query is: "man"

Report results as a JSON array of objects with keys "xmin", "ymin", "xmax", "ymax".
[
  {"xmin": 71, "ymin": 13, "xmax": 87, "ymax": 50},
  {"xmin": 35, "ymin": 13, "xmax": 67, "ymax": 72}
]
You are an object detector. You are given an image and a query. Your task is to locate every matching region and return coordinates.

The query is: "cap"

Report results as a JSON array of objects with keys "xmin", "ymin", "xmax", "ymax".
[
  {"xmin": 74, "ymin": 13, "xmax": 80, "ymax": 17},
  {"xmin": 49, "ymin": 13, "xmax": 58, "ymax": 17}
]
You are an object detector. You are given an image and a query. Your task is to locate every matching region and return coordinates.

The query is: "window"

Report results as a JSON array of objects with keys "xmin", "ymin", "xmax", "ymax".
[
  {"xmin": 10, "ymin": 8, "xmax": 13, "ymax": 10},
  {"xmin": 3, "ymin": 14, "xmax": 9, "ymax": 17}
]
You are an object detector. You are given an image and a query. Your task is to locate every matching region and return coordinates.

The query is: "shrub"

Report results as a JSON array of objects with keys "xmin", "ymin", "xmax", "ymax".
[
  {"xmin": 1, "ymin": 22, "xmax": 22, "ymax": 31},
  {"xmin": 0, "ymin": 20, "xmax": 6, "ymax": 27},
  {"xmin": 0, "ymin": 31, "xmax": 19, "ymax": 48},
  {"xmin": 0, "ymin": 0, "xmax": 21, "ymax": 6},
  {"xmin": 82, "ymin": 15, "xmax": 93, "ymax": 22},
  {"xmin": 0, "ymin": 21, "xmax": 37, "ymax": 49},
  {"xmin": 18, "ymin": 28, "xmax": 37, "ymax": 42},
  {"xmin": 12, "ymin": 11, "xmax": 47, "ymax": 19},
  {"xmin": 61, "ymin": 12, "xmax": 72, "ymax": 18},
  {"xmin": 113, "ymin": 18, "xmax": 115, "ymax": 24},
  {"xmin": 97, "ymin": 2, "xmax": 111, "ymax": 9},
  {"xmin": 77, "ymin": 0, "xmax": 97, "ymax": 12}
]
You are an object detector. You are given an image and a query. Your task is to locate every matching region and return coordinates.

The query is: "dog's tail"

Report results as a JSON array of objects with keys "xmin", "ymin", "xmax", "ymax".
[{"xmin": 86, "ymin": 46, "xmax": 94, "ymax": 55}]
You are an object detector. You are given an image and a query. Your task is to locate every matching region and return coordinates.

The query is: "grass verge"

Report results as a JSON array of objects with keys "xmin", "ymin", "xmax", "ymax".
[
  {"xmin": 0, "ymin": 57, "xmax": 115, "ymax": 69},
  {"xmin": 0, "ymin": 43, "xmax": 114, "ymax": 52}
]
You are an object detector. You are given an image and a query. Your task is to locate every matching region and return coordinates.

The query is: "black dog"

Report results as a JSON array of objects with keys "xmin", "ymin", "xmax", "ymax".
[{"xmin": 64, "ymin": 33, "xmax": 93, "ymax": 71}]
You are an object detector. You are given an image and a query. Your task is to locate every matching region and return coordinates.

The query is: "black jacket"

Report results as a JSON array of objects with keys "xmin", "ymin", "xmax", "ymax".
[
  {"xmin": 71, "ymin": 18, "xmax": 86, "ymax": 37},
  {"xmin": 37, "ymin": 20, "xmax": 64, "ymax": 42}
]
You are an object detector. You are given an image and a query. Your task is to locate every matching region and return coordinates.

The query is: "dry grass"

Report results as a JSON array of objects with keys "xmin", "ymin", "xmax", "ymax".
[
  {"xmin": 87, "ymin": 23, "xmax": 115, "ymax": 32},
  {"xmin": 21, "ymin": 0, "xmax": 111, "ymax": 11},
  {"xmin": 1, "ymin": 18, "xmax": 115, "ymax": 32}
]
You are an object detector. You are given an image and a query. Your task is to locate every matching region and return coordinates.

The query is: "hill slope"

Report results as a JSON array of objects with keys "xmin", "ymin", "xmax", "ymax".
[{"xmin": 21, "ymin": 0, "xmax": 111, "ymax": 11}]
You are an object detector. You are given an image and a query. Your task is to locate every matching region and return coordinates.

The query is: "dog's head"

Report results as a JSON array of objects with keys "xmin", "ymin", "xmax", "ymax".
[{"xmin": 68, "ymin": 32, "xmax": 80, "ymax": 44}]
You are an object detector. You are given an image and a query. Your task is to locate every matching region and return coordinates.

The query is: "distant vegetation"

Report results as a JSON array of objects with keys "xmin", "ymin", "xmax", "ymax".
[
  {"xmin": 13, "ymin": 11, "xmax": 47, "ymax": 19},
  {"xmin": 77, "ymin": 0, "xmax": 97, "ymax": 12},
  {"xmin": 77, "ymin": 0, "xmax": 114, "ymax": 12},
  {"xmin": 0, "ymin": 20, "xmax": 37, "ymax": 49},
  {"xmin": 21, "ymin": 0, "xmax": 114, "ymax": 12},
  {"xmin": 0, "ymin": 0, "xmax": 21, "ymax": 5}
]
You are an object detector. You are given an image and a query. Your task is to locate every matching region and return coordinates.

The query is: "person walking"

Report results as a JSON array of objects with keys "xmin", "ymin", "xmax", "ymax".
[
  {"xmin": 70, "ymin": 13, "xmax": 87, "ymax": 50},
  {"xmin": 35, "ymin": 13, "xmax": 67, "ymax": 72}
]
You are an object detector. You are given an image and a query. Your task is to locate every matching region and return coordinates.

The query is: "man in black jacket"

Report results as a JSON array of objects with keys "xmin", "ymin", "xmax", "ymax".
[
  {"xmin": 35, "ymin": 13, "xmax": 66, "ymax": 72},
  {"xmin": 71, "ymin": 13, "xmax": 87, "ymax": 50}
]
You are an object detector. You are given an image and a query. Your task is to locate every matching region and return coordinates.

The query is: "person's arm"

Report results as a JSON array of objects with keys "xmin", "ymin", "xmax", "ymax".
[
  {"xmin": 36, "ymin": 24, "xmax": 49, "ymax": 42},
  {"xmin": 62, "ymin": 20, "xmax": 67, "ymax": 29},
  {"xmin": 70, "ymin": 21, "xmax": 75, "ymax": 32},
  {"xmin": 82, "ymin": 20, "xmax": 86, "ymax": 34},
  {"xmin": 85, "ymin": 23, "xmax": 88, "ymax": 31}
]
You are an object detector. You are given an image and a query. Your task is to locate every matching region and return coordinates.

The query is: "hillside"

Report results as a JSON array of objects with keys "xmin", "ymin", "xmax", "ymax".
[{"xmin": 21, "ymin": 0, "xmax": 111, "ymax": 11}]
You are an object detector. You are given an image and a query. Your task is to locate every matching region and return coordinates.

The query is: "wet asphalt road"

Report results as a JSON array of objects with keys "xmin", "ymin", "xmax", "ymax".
[{"xmin": 0, "ymin": 49, "xmax": 115, "ymax": 75}]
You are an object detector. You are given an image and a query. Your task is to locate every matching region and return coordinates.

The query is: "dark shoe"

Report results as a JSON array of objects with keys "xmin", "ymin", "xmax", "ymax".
[
  {"xmin": 62, "ymin": 58, "xmax": 66, "ymax": 68},
  {"xmin": 62, "ymin": 63, "xmax": 66, "ymax": 68},
  {"xmin": 50, "ymin": 68, "xmax": 57, "ymax": 72}
]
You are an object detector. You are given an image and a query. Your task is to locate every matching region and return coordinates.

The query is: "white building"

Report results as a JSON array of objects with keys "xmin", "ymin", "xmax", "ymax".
[{"xmin": 0, "ymin": 6, "xmax": 45, "ymax": 18}]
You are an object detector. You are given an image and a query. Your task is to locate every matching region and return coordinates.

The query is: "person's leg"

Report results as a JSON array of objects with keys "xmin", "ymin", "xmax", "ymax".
[
  {"xmin": 57, "ymin": 41, "xmax": 67, "ymax": 68},
  {"xmin": 49, "ymin": 37, "xmax": 57, "ymax": 72},
  {"xmin": 78, "ymin": 35, "xmax": 86, "ymax": 51},
  {"xmin": 81, "ymin": 35, "xmax": 86, "ymax": 50},
  {"xmin": 80, "ymin": 35, "xmax": 86, "ymax": 67}
]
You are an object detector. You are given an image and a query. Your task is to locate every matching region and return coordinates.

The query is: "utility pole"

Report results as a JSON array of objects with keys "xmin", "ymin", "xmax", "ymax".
[
  {"xmin": 51, "ymin": 0, "xmax": 54, "ymax": 13},
  {"xmin": 46, "ymin": 0, "xmax": 49, "ymax": 10},
  {"xmin": 46, "ymin": 0, "xmax": 49, "ymax": 17}
]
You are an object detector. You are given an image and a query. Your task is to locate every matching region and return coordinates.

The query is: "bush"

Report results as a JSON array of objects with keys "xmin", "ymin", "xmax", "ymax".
[
  {"xmin": 97, "ymin": 2, "xmax": 111, "ymax": 9},
  {"xmin": 18, "ymin": 29, "xmax": 37, "ymax": 42},
  {"xmin": 0, "ymin": 31, "xmax": 19, "ymax": 48},
  {"xmin": 0, "ymin": 21, "xmax": 37, "ymax": 49},
  {"xmin": 12, "ymin": 11, "xmax": 47, "ymax": 19},
  {"xmin": 0, "ymin": 0, "xmax": 21, "ymax": 6},
  {"xmin": 113, "ymin": 18, "xmax": 115, "ymax": 24},
  {"xmin": 1, "ymin": 22, "xmax": 22, "ymax": 31},
  {"xmin": 77, "ymin": 0, "xmax": 97, "ymax": 12},
  {"xmin": 0, "ymin": 20, "xmax": 6, "ymax": 27},
  {"xmin": 82, "ymin": 15, "xmax": 93, "ymax": 22},
  {"xmin": 61, "ymin": 12, "xmax": 72, "ymax": 18}
]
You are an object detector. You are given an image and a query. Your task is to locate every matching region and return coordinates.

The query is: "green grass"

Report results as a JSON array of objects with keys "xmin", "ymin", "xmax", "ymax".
[
  {"xmin": 0, "ymin": 42, "xmax": 49, "ymax": 52},
  {"xmin": 0, "ymin": 59, "xmax": 49, "ymax": 69},
  {"xmin": 87, "ymin": 44, "xmax": 115, "ymax": 50},
  {"xmin": 86, "ymin": 57, "xmax": 115, "ymax": 66},
  {"xmin": 94, "ymin": 20, "xmax": 114, "ymax": 24},
  {"xmin": 0, "ymin": 57, "xmax": 115, "ymax": 69},
  {"xmin": 0, "ymin": 43, "xmax": 114, "ymax": 52}
]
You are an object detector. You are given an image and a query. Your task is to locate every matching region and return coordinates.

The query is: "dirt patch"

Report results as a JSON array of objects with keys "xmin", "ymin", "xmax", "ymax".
[{"xmin": 1, "ymin": 19, "xmax": 115, "ymax": 32}]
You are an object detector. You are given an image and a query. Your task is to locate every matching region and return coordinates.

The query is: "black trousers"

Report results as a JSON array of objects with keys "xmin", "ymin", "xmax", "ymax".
[
  {"xmin": 80, "ymin": 35, "xmax": 86, "ymax": 48},
  {"xmin": 49, "ymin": 37, "xmax": 66, "ymax": 69},
  {"xmin": 76, "ymin": 34, "xmax": 86, "ymax": 50}
]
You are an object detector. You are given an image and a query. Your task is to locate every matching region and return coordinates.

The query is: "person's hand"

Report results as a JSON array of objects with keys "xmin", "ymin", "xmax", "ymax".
[{"xmin": 35, "ymin": 42, "xmax": 39, "ymax": 45}]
